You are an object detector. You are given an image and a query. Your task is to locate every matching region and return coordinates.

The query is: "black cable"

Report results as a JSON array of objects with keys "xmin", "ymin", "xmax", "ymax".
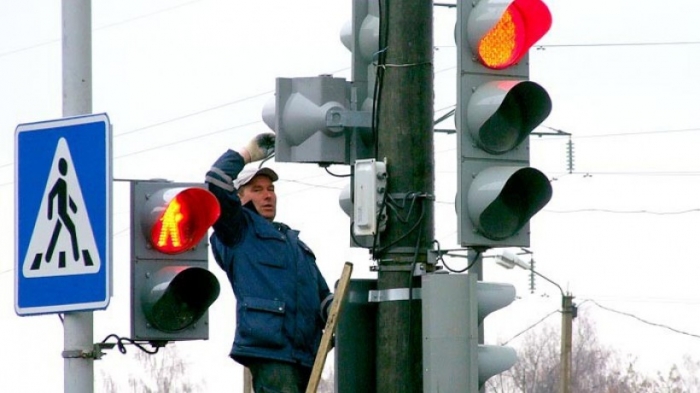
[
  {"xmin": 432, "ymin": 240, "xmax": 481, "ymax": 273},
  {"xmin": 373, "ymin": 194, "xmax": 427, "ymax": 258},
  {"xmin": 322, "ymin": 166, "xmax": 351, "ymax": 178},
  {"xmin": 371, "ymin": 189, "xmax": 390, "ymax": 257},
  {"xmin": 349, "ymin": 221, "xmax": 371, "ymax": 249},
  {"xmin": 100, "ymin": 334, "xmax": 163, "ymax": 355},
  {"xmin": 258, "ymin": 153, "xmax": 275, "ymax": 168},
  {"xmin": 371, "ymin": 0, "xmax": 389, "ymax": 159},
  {"xmin": 385, "ymin": 192, "xmax": 422, "ymax": 223}
]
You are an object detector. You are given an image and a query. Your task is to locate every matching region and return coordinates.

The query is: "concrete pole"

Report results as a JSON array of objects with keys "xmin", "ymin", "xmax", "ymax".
[
  {"xmin": 560, "ymin": 294, "xmax": 573, "ymax": 393},
  {"xmin": 62, "ymin": 1, "xmax": 94, "ymax": 393},
  {"xmin": 375, "ymin": 1, "xmax": 433, "ymax": 392}
]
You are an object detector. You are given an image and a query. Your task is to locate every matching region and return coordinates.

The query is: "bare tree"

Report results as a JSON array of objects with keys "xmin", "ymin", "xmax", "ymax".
[
  {"xmin": 486, "ymin": 313, "xmax": 669, "ymax": 393},
  {"xmin": 101, "ymin": 344, "xmax": 203, "ymax": 393},
  {"xmin": 678, "ymin": 355, "xmax": 700, "ymax": 391}
]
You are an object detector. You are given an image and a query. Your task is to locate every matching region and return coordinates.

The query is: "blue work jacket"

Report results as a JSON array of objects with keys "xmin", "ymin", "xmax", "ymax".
[{"xmin": 205, "ymin": 150, "xmax": 332, "ymax": 369}]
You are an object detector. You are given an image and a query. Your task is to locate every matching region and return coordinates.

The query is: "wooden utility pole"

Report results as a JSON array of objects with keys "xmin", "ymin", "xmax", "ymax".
[
  {"xmin": 560, "ymin": 294, "xmax": 574, "ymax": 393},
  {"xmin": 375, "ymin": 1, "xmax": 433, "ymax": 392}
]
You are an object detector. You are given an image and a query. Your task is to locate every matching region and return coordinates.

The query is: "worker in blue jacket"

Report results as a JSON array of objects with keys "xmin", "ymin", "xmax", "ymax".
[{"xmin": 205, "ymin": 132, "xmax": 333, "ymax": 393}]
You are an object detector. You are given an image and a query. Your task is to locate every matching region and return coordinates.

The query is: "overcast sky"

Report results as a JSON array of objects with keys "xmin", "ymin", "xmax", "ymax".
[{"xmin": 3, "ymin": 0, "xmax": 700, "ymax": 391}]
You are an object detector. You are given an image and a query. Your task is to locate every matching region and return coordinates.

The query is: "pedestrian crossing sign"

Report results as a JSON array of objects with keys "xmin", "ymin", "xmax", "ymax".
[{"xmin": 15, "ymin": 113, "xmax": 112, "ymax": 315}]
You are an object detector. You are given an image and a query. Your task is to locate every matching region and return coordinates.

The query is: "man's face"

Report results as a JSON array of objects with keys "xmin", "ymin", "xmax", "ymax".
[{"xmin": 239, "ymin": 175, "xmax": 277, "ymax": 221}]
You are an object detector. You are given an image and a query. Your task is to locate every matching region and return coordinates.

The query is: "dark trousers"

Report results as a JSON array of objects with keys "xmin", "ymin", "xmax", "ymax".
[{"xmin": 247, "ymin": 360, "xmax": 312, "ymax": 393}]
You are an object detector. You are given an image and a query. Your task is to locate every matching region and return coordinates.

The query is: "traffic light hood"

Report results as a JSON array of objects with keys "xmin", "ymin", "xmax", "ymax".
[{"xmin": 233, "ymin": 166, "xmax": 279, "ymax": 190}]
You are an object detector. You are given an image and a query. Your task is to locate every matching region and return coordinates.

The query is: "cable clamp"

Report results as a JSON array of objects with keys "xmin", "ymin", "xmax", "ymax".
[
  {"xmin": 368, "ymin": 288, "xmax": 422, "ymax": 303},
  {"xmin": 61, "ymin": 343, "xmax": 115, "ymax": 360},
  {"xmin": 370, "ymin": 262, "xmax": 427, "ymax": 276}
]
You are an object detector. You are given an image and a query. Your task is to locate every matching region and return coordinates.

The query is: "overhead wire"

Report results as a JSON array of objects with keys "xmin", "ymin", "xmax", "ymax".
[
  {"xmin": 2, "ymin": 0, "xmax": 699, "ymax": 166},
  {"xmin": 536, "ymin": 41, "xmax": 700, "ymax": 49},
  {"xmin": 114, "ymin": 91, "xmax": 272, "ymax": 138},
  {"xmin": 587, "ymin": 299, "xmax": 700, "ymax": 340},
  {"xmin": 500, "ymin": 296, "xmax": 700, "ymax": 346},
  {"xmin": 114, "ymin": 120, "xmax": 260, "ymax": 160},
  {"xmin": 3, "ymin": 5, "xmax": 700, "ymax": 201},
  {"xmin": 4, "ymin": 8, "xmax": 700, "ymax": 360},
  {"xmin": 0, "ymin": 0, "xmax": 206, "ymax": 60},
  {"xmin": 5, "ymin": 0, "xmax": 700, "ymax": 332},
  {"xmin": 500, "ymin": 309, "xmax": 560, "ymax": 345},
  {"xmin": 545, "ymin": 207, "xmax": 700, "ymax": 215}
]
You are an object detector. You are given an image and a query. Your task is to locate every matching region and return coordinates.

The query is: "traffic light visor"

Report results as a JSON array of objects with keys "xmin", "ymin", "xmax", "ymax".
[
  {"xmin": 144, "ymin": 266, "xmax": 221, "ymax": 332},
  {"xmin": 469, "ymin": 0, "xmax": 552, "ymax": 69},
  {"xmin": 467, "ymin": 80, "xmax": 552, "ymax": 154},
  {"xmin": 467, "ymin": 167, "xmax": 552, "ymax": 240},
  {"xmin": 148, "ymin": 188, "xmax": 220, "ymax": 254}
]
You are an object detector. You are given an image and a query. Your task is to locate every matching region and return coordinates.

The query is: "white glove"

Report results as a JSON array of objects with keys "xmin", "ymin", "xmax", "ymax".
[{"xmin": 241, "ymin": 133, "xmax": 275, "ymax": 163}]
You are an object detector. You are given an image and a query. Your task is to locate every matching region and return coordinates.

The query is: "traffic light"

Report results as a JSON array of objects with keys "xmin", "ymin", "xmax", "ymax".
[
  {"xmin": 261, "ymin": 0, "xmax": 378, "ymax": 166},
  {"xmin": 130, "ymin": 180, "xmax": 221, "ymax": 344},
  {"xmin": 340, "ymin": 0, "xmax": 379, "ymax": 115},
  {"xmin": 423, "ymin": 273, "xmax": 517, "ymax": 392},
  {"xmin": 456, "ymin": 0, "xmax": 554, "ymax": 248},
  {"xmin": 261, "ymin": 76, "xmax": 373, "ymax": 167},
  {"xmin": 262, "ymin": 75, "xmax": 369, "ymax": 165}
]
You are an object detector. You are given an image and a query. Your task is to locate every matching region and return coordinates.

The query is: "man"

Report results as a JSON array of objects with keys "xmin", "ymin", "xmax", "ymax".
[{"xmin": 205, "ymin": 133, "xmax": 333, "ymax": 393}]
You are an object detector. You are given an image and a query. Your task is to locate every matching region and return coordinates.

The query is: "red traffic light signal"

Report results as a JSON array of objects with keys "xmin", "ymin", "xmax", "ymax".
[
  {"xmin": 466, "ymin": 0, "xmax": 552, "ymax": 70},
  {"xmin": 131, "ymin": 181, "xmax": 221, "ymax": 344},
  {"xmin": 144, "ymin": 187, "xmax": 220, "ymax": 254}
]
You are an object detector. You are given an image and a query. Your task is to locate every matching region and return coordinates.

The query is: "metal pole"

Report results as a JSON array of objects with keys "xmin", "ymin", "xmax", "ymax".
[
  {"xmin": 375, "ymin": 1, "xmax": 433, "ymax": 392},
  {"xmin": 474, "ymin": 256, "xmax": 485, "ymax": 393},
  {"xmin": 62, "ymin": 1, "xmax": 93, "ymax": 392},
  {"xmin": 560, "ymin": 294, "xmax": 573, "ymax": 393},
  {"xmin": 243, "ymin": 368, "xmax": 253, "ymax": 393}
]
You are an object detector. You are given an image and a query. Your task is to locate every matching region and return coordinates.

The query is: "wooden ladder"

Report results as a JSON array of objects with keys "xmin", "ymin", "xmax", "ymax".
[{"xmin": 305, "ymin": 262, "xmax": 354, "ymax": 393}]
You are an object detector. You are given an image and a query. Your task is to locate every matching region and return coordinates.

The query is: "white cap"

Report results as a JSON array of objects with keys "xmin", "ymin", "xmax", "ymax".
[{"xmin": 233, "ymin": 166, "xmax": 278, "ymax": 189}]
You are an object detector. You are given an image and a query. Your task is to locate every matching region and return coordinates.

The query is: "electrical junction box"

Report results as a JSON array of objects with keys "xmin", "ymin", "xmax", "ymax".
[{"xmin": 353, "ymin": 158, "xmax": 387, "ymax": 236}]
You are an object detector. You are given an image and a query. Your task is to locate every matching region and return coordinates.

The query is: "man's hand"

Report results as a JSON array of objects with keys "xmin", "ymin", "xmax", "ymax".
[{"xmin": 241, "ymin": 133, "xmax": 275, "ymax": 163}]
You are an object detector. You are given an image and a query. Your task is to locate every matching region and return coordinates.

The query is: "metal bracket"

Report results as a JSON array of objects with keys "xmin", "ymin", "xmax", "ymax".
[
  {"xmin": 62, "ymin": 343, "xmax": 115, "ymax": 360},
  {"xmin": 368, "ymin": 288, "xmax": 422, "ymax": 303},
  {"xmin": 370, "ymin": 262, "xmax": 427, "ymax": 276},
  {"xmin": 326, "ymin": 109, "xmax": 372, "ymax": 130}
]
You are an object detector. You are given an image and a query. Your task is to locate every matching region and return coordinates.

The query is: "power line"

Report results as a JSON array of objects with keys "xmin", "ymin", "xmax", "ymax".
[
  {"xmin": 433, "ymin": 41, "xmax": 700, "ymax": 52},
  {"xmin": 544, "ymin": 207, "xmax": 700, "ymax": 215},
  {"xmin": 552, "ymin": 171, "xmax": 700, "ymax": 177},
  {"xmin": 587, "ymin": 299, "xmax": 700, "ymax": 340},
  {"xmin": 500, "ymin": 298, "xmax": 700, "ymax": 346},
  {"xmin": 0, "ymin": 0, "xmax": 205, "ymax": 60},
  {"xmin": 500, "ymin": 309, "xmax": 560, "ymax": 345},
  {"xmin": 571, "ymin": 127, "xmax": 700, "ymax": 140},
  {"xmin": 95, "ymin": 0, "xmax": 205, "ymax": 31},
  {"xmin": 537, "ymin": 41, "xmax": 700, "ymax": 49},
  {"xmin": 114, "ymin": 120, "xmax": 261, "ymax": 159},
  {"xmin": 576, "ymin": 296, "xmax": 700, "ymax": 305},
  {"xmin": 114, "ymin": 91, "xmax": 271, "ymax": 138}
]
